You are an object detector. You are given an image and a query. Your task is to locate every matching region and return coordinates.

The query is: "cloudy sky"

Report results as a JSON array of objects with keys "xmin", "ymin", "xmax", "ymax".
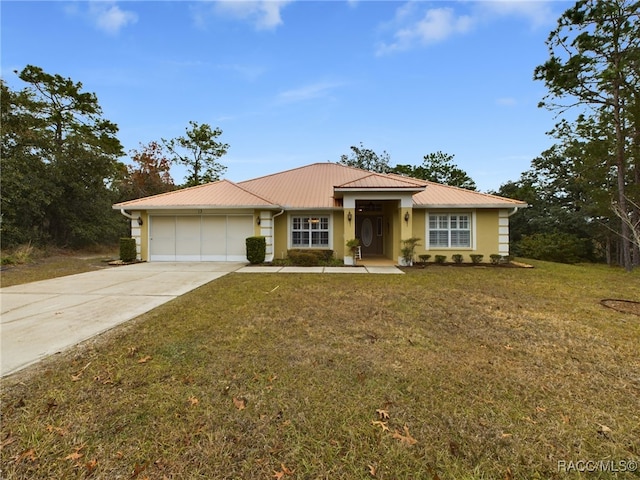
[{"xmin": 2, "ymin": 0, "xmax": 572, "ymax": 192}]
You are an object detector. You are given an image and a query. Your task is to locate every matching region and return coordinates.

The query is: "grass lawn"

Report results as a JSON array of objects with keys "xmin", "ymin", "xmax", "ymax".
[{"xmin": 1, "ymin": 260, "xmax": 639, "ymax": 479}]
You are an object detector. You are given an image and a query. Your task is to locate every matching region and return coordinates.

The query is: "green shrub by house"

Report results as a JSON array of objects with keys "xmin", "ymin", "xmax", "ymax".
[
  {"xmin": 470, "ymin": 254, "xmax": 484, "ymax": 264},
  {"xmin": 246, "ymin": 236, "xmax": 266, "ymax": 264},
  {"xmin": 287, "ymin": 249, "xmax": 334, "ymax": 266},
  {"xmin": 452, "ymin": 254, "xmax": 464, "ymax": 264},
  {"xmin": 119, "ymin": 238, "xmax": 137, "ymax": 263},
  {"xmin": 435, "ymin": 255, "xmax": 447, "ymax": 264}
]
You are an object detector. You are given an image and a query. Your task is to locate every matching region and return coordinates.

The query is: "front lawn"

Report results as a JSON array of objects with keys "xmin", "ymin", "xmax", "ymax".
[{"xmin": 1, "ymin": 261, "xmax": 638, "ymax": 479}]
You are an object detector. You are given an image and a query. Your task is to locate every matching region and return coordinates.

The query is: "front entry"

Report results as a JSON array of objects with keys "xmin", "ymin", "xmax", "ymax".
[{"xmin": 356, "ymin": 215, "xmax": 383, "ymax": 256}]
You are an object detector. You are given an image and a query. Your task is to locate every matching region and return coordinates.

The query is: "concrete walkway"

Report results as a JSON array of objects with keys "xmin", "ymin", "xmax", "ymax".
[
  {"xmin": 236, "ymin": 265, "xmax": 404, "ymax": 274},
  {"xmin": 1, "ymin": 262, "xmax": 403, "ymax": 377}
]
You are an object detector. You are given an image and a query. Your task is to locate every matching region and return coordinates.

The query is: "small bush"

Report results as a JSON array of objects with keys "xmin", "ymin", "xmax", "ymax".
[
  {"xmin": 418, "ymin": 254, "xmax": 431, "ymax": 264},
  {"xmin": 489, "ymin": 254, "xmax": 502, "ymax": 265},
  {"xmin": 452, "ymin": 254, "xmax": 464, "ymax": 264},
  {"xmin": 119, "ymin": 238, "xmax": 137, "ymax": 263},
  {"xmin": 470, "ymin": 254, "xmax": 484, "ymax": 264},
  {"xmin": 246, "ymin": 236, "xmax": 266, "ymax": 264},
  {"xmin": 435, "ymin": 255, "xmax": 447, "ymax": 264},
  {"xmin": 287, "ymin": 249, "xmax": 334, "ymax": 266}
]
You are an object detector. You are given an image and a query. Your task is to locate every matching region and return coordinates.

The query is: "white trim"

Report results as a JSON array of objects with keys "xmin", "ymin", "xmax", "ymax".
[
  {"xmin": 288, "ymin": 213, "xmax": 334, "ymax": 250},
  {"xmin": 424, "ymin": 211, "xmax": 475, "ymax": 250}
]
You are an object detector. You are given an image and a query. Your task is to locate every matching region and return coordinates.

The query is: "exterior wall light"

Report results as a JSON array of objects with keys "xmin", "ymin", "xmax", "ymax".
[
  {"xmin": 347, "ymin": 211, "xmax": 352, "ymax": 223},
  {"xmin": 257, "ymin": 217, "xmax": 261, "ymax": 225},
  {"xmin": 137, "ymin": 217, "xmax": 143, "ymax": 226},
  {"xmin": 404, "ymin": 212, "xmax": 410, "ymax": 223}
]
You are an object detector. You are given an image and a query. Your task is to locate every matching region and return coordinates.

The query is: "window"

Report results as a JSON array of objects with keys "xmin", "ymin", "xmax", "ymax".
[
  {"xmin": 428, "ymin": 213, "xmax": 471, "ymax": 248},
  {"xmin": 291, "ymin": 216, "xmax": 330, "ymax": 248}
]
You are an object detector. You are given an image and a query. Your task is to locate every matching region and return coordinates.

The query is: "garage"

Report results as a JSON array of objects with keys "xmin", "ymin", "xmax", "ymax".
[{"xmin": 149, "ymin": 215, "xmax": 254, "ymax": 261}]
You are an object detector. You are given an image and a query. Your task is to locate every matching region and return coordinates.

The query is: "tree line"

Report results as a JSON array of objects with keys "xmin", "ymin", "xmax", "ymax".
[{"xmin": 2, "ymin": 0, "xmax": 638, "ymax": 270}]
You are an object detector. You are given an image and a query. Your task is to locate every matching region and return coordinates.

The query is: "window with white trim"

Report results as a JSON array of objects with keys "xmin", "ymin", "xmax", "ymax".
[
  {"xmin": 291, "ymin": 216, "xmax": 330, "ymax": 248},
  {"xmin": 428, "ymin": 213, "xmax": 471, "ymax": 248}
]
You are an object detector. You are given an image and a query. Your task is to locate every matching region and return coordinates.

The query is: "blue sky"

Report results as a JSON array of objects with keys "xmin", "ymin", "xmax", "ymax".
[{"xmin": 2, "ymin": 0, "xmax": 572, "ymax": 192}]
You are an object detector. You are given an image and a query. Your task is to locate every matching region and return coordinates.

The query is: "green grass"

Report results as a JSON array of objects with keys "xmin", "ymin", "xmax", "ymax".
[{"xmin": 1, "ymin": 260, "xmax": 639, "ymax": 479}]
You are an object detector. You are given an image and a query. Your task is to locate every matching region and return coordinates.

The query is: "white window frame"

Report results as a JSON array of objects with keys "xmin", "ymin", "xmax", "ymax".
[
  {"xmin": 289, "ymin": 214, "xmax": 332, "ymax": 249},
  {"xmin": 426, "ymin": 212, "xmax": 475, "ymax": 250}
]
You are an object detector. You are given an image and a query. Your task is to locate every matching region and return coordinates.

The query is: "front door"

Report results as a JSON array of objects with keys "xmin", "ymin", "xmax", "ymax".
[{"xmin": 357, "ymin": 215, "xmax": 383, "ymax": 256}]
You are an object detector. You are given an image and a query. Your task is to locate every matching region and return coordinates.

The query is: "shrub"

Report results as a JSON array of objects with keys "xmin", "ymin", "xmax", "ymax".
[
  {"xmin": 435, "ymin": 255, "xmax": 447, "ymax": 264},
  {"xmin": 246, "ymin": 236, "xmax": 266, "ymax": 264},
  {"xmin": 400, "ymin": 237, "xmax": 421, "ymax": 265},
  {"xmin": 516, "ymin": 233, "xmax": 591, "ymax": 264},
  {"xmin": 470, "ymin": 254, "xmax": 484, "ymax": 264},
  {"xmin": 119, "ymin": 238, "xmax": 137, "ymax": 263},
  {"xmin": 287, "ymin": 249, "xmax": 334, "ymax": 266},
  {"xmin": 418, "ymin": 254, "xmax": 431, "ymax": 264},
  {"xmin": 452, "ymin": 254, "xmax": 463, "ymax": 264},
  {"xmin": 489, "ymin": 254, "xmax": 502, "ymax": 265}
]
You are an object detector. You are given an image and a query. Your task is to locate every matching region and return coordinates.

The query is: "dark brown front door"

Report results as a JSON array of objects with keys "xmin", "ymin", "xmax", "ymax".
[{"xmin": 357, "ymin": 215, "xmax": 383, "ymax": 256}]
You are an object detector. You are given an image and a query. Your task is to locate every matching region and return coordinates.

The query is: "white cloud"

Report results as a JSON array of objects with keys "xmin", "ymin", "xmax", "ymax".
[
  {"xmin": 377, "ymin": 1, "xmax": 559, "ymax": 55},
  {"xmin": 377, "ymin": 7, "xmax": 474, "ymax": 55},
  {"xmin": 65, "ymin": 1, "xmax": 137, "ymax": 34},
  {"xmin": 476, "ymin": 0, "xmax": 557, "ymax": 29},
  {"xmin": 88, "ymin": 2, "xmax": 138, "ymax": 35},
  {"xmin": 276, "ymin": 81, "xmax": 343, "ymax": 104},
  {"xmin": 211, "ymin": 0, "xmax": 293, "ymax": 30},
  {"xmin": 497, "ymin": 97, "xmax": 518, "ymax": 107}
]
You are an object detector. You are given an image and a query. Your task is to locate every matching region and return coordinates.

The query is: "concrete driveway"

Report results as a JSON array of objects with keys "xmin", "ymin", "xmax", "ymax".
[{"xmin": 1, "ymin": 262, "xmax": 243, "ymax": 377}]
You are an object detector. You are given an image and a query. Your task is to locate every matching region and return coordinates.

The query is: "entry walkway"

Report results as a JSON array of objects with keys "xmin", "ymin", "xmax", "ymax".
[{"xmin": 237, "ymin": 265, "xmax": 403, "ymax": 274}]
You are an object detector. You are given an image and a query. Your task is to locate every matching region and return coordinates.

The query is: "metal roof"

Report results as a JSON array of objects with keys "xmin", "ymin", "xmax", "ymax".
[{"xmin": 114, "ymin": 163, "xmax": 527, "ymax": 210}]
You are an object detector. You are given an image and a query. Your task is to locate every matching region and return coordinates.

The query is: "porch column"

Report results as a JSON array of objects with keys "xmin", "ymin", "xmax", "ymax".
[
  {"xmin": 398, "ymin": 198, "xmax": 414, "ymax": 264},
  {"xmin": 343, "ymin": 198, "xmax": 357, "ymax": 264}
]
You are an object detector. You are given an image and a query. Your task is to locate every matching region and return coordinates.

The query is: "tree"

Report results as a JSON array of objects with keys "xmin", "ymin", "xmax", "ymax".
[
  {"xmin": 534, "ymin": 0, "xmax": 640, "ymax": 270},
  {"xmin": 163, "ymin": 121, "xmax": 229, "ymax": 187},
  {"xmin": 2, "ymin": 66, "xmax": 126, "ymax": 248},
  {"xmin": 338, "ymin": 143, "xmax": 392, "ymax": 173},
  {"xmin": 118, "ymin": 141, "xmax": 175, "ymax": 200},
  {"xmin": 396, "ymin": 151, "xmax": 476, "ymax": 190}
]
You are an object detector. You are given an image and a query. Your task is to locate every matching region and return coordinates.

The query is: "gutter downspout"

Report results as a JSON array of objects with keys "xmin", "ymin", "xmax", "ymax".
[{"xmin": 120, "ymin": 209, "xmax": 143, "ymax": 225}]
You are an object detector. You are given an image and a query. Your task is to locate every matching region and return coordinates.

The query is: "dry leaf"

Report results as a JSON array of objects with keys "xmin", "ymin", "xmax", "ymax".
[
  {"xmin": 368, "ymin": 464, "xmax": 377, "ymax": 476},
  {"xmin": 64, "ymin": 451, "xmax": 83, "ymax": 461},
  {"xmin": 188, "ymin": 396, "xmax": 199, "ymax": 406},
  {"xmin": 376, "ymin": 409, "xmax": 389, "ymax": 420},
  {"xmin": 1, "ymin": 433, "xmax": 16, "ymax": 448},
  {"xmin": 392, "ymin": 425, "xmax": 417, "ymax": 446},
  {"xmin": 85, "ymin": 459, "xmax": 98, "ymax": 473},
  {"xmin": 46, "ymin": 425, "xmax": 68, "ymax": 436},
  {"xmin": 138, "ymin": 355, "xmax": 152, "ymax": 364},
  {"xmin": 233, "ymin": 397, "xmax": 246, "ymax": 410},
  {"xmin": 561, "ymin": 414, "xmax": 570, "ymax": 424},
  {"xmin": 597, "ymin": 424, "xmax": 612, "ymax": 437},
  {"xmin": 273, "ymin": 463, "xmax": 294, "ymax": 478},
  {"xmin": 535, "ymin": 406, "xmax": 547, "ymax": 413},
  {"xmin": 15, "ymin": 448, "xmax": 37, "ymax": 463},
  {"xmin": 504, "ymin": 344, "xmax": 513, "ymax": 350},
  {"xmin": 371, "ymin": 420, "xmax": 389, "ymax": 432},
  {"xmin": 501, "ymin": 433, "xmax": 512, "ymax": 438}
]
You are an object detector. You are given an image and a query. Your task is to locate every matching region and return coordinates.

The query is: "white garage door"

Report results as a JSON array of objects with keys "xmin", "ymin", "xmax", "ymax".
[{"xmin": 149, "ymin": 215, "xmax": 253, "ymax": 261}]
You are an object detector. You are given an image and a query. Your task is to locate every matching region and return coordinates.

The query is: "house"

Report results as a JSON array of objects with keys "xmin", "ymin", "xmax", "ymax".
[{"xmin": 113, "ymin": 162, "xmax": 527, "ymax": 264}]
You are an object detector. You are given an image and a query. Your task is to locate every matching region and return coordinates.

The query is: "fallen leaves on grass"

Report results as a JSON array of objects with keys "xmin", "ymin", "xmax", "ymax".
[
  {"xmin": 368, "ymin": 464, "xmax": 377, "ymax": 476},
  {"xmin": 371, "ymin": 420, "xmax": 389, "ymax": 432},
  {"xmin": 376, "ymin": 409, "xmax": 389, "ymax": 420},
  {"xmin": 233, "ymin": 397, "xmax": 247, "ymax": 410},
  {"xmin": 188, "ymin": 396, "xmax": 199, "ymax": 407},
  {"xmin": 46, "ymin": 425, "xmax": 68, "ymax": 436},
  {"xmin": 392, "ymin": 425, "xmax": 417, "ymax": 446},
  {"xmin": 137, "ymin": 356, "xmax": 152, "ymax": 364},
  {"xmin": 15, "ymin": 448, "xmax": 37, "ymax": 463},
  {"xmin": 273, "ymin": 463, "xmax": 294, "ymax": 478},
  {"xmin": 71, "ymin": 362, "xmax": 91, "ymax": 381}
]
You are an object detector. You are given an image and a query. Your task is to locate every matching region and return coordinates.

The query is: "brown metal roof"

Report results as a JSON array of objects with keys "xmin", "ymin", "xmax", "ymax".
[
  {"xmin": 114, "ymin": 179, "xmax": 277, "ymax": 209},
  {"xmin": 413, "ymin": 181, "xmax": 527, "ymax": 208},
  {"xmin": 114, "ymin": 163, "xmax": 527, "ymax": 210}
]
